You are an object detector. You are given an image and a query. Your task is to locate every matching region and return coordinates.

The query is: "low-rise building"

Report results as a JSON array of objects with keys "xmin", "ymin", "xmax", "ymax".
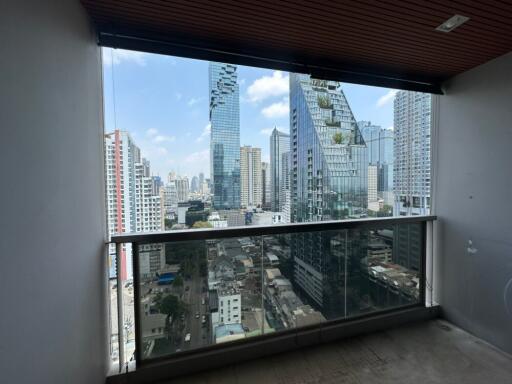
[
  {"xmin": 214, "ymin": 323, "xmax": 246, "ymax": 344},
  {"xmin": 264, "ymin": 268, "xmax": 326, "ymax": 329}
]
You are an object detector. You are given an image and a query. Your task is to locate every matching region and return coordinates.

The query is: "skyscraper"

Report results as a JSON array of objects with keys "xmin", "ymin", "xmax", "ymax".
[
  {"xmin": 368, "ymin": 164, "xmax": 379, "ymax": 211},
  {"xmin": 358, "ymin": 121, "xmax": 394, "ymax": 205},
  {"xmin": 393, "ymin": 91, "xmax": 431, "ymax": 215},
  {"xmin": 280, "ymin": 151, "xmax": 291, "ymax": 223},
  {"xmin": 162, "ymin": 182, "xmax": 178, "ymax": 220},
  {"xmin": 261, "ymin": 162, "xmax": 271, "ymax": 210},
  {"xmin": 175, "ymin": 176, "xmax": 190, "ymax": 202},
  {"xmin": 168, "ymin": 171, "xmax": 177, "ymax": 183},
  {"xmin": 240, "ymin": 146, "xmax": 262, "ymax": 208},
  {"xmin": 135, "ymin": 159, "xmax": 163, "ymax": 233},
  {"xmin": 290, "ymin": 74, "xmax": 368, "ymax": 223},
  {"xmin": 105, "ymin": 130, "xmax": 163, "ymax": 279},
  {"xmin": 270, "ymin": 127, "xmax": 290, "ymax": 211},
  {"xmin": 289, "ymin": 74, "xmax": 368, "ymax": 318},
  {"xmin": 209, "ymin": 62, "xmax": 241, "ymax": 210},
  {"xmin": 151, "ymin": 176, "xmax": 163, "ymax": 196},
  {"xmin": 190, "ymin": 175, "xmax": 199, "ymax": 193}
]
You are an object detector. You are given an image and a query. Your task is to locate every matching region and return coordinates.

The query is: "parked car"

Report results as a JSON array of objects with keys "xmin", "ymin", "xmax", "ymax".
[
  {"xmin": 184, "ymin": 333, "xmax": 191, "ymax": 342},
  {"xmin": 195, "ymin": 312, "xmax": 200, "ymax": 319}
]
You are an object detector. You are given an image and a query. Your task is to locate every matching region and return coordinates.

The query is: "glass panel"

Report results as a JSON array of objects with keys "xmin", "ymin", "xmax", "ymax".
[
  {"xmin": 136, "ymin": 221, "xmax": 423, "ymax": 361},
  {"xmin": 138, "ymin": 237, "xmax": 263, "ymax": 360},
  {"xmin": 108, "ymin": 245, "xmax": 136, "ymax": 369}
]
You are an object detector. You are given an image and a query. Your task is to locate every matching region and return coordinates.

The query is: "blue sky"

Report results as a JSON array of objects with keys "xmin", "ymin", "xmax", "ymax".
[{"xmin": 102, "ymin": 48, "xmax": 396, "ymax": 179}]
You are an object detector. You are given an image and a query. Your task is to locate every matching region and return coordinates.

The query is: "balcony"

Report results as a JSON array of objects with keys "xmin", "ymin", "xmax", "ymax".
[
  {"xmin": 106, "ymin": 216, "xmax": 439, "ymax": 382},
  {"xmin": 3, "ymin": 2, "xmax": 512, "ymax": 384}
]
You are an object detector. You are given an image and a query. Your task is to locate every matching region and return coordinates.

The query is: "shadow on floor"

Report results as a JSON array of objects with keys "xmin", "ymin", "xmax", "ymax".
[{"xmin": 164, "ymin": 320, "xmax": 512, "ymax": 384}]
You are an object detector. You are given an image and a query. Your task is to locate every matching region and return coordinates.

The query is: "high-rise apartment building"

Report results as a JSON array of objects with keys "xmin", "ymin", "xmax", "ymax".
[
  {"xmin": 162, "ymin": 182, "xmax": 178, "ymax": 220},
  {"xmin": 151, "ymin": 176, "xmax": 163, "ymax": 196},
  {"xmin": 135, "ymin": 159, "xmax": 163, "ymax": 232},
  {"xmin": 368, "ymin": 165, "xmax": 379, "ymax": 211},
  {"xmin": 209, "ymin": 62, "xmax": 241, "ymax": 210},
  {"xmin": 190, "ymin": 175, "xmax": 199, "ymax": 193},
  {"xmin": 280, "ymin": 152, "xmax": 291, "ymax": 223},
  {"xmin": 175, "ymin": 176, "xmax": 190, "ymax": 202},
  {"xmin": 261, "ymin": 162, "xmax": 271, "ymax": 210},
  {"xmin": 105, "ymin": 130, "xmax": 163, "ymax": 279},
  {"xmin": 358, "ymin": 121, "xmax": 394, "ymax": 205},
  {"xmin": 289, "ymin": 74, "xmax": 368, "ymax": 318},
  {"xmin": 270, "ymin": 128, "xmax": 290, "ymax": 211},
  {"xmin": 240, "ymin": 146, "xmax": 262, "ymax": 208},
  {"xmin": 393, "ymin": 91, "xmax": 431, "ymax": 215}
]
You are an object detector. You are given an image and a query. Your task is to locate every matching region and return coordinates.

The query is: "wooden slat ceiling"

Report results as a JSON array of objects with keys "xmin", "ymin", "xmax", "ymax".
[{"xmin": 81, "ymin": 0, "xmax": 512, "ymax": 91}]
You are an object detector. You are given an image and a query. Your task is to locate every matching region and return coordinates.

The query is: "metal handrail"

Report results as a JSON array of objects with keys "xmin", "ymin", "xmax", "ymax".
[{"xmin": 110, "ymin": 215, "xmax": 437, "ymax": 244}]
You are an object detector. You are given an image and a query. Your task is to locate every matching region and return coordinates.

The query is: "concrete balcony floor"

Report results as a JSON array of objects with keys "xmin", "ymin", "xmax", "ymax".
[{"xmin": 167, "ymin": 320, "xmax": 512, "ymax": 384}]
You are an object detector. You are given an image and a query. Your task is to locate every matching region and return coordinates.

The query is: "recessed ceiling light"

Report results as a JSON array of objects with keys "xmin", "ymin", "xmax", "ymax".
[{"xmin": 436, "ymin": 14, "xmax": 470, "ymax": 32}]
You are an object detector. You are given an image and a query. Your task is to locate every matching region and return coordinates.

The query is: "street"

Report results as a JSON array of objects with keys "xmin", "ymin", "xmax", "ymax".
[{"xmin": 169, "ymin": 264, "xmax": 210, "ymax": 352}]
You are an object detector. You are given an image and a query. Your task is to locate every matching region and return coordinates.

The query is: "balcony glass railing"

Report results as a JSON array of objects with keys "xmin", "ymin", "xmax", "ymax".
[{"xmin": 109, "ymin": 215, "xmax": 434, "ymax": 370}]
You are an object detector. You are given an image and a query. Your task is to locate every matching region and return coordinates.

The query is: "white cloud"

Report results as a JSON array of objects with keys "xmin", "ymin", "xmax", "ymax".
[
  {"xmin": 104, "ymin": 48, "xmax": 148, "ymax": 66},
  {"xmin": 187, "ymin": 97, "xmax": 203, "ymax": 107},
  {"xmin": 247, "ymin": 71, "xmax": 289, "ymax": 103},
  {"xmin": 146, "ymin": 128, "xmax": 158, "ymax": 137},
  {"xmin": 376, "ymin": 90, "xmax": 398, "ymax": 108},
  {"xmin": 261, "ymin": 99, "xmax": 289, "ymax": 118},
  {"xmin": 185, "ymin": 149, "xmax": 209, "ymax": 163},
  {"xmin": 387, "ymin": 126, "xmax": 394, "ymax": 131},
  {"xmin": 196, "ymin": 123, "xmax": 211, "ymax": 142},
  {"xmin": 145, "ymin": 128, "xmax": 175, "ymax": 143},
  {"xmin": 154, "ymin": 135, "xmax": 176, "ymax": 143}
]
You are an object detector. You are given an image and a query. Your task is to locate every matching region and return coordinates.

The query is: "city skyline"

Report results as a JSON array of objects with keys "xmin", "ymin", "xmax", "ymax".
[
  {"xmin": 102, "ymin": 48, "xmax": 397, "ymax": 179},
  {"xmin": 102, "ymin": 56, "xmax": 432, "ymax": 357}
]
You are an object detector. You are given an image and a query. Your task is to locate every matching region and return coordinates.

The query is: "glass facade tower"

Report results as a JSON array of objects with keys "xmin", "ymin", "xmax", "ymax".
[
  {"xmin": 209, "ymin": 62, "xmax": 241, "ymax": 209},
  {"xmin": 290, "ymin": 74, "xmax": 368, "ymax": 223},
  {"xmin": 358, "ymin": 121, "xmax": 394, "ymax": 205},
  {"xmin": 270, "ymin": 128, "xmax": 290, "ymax": 211},
  {"xmin": 289, "ymin": 74, "xmax": 368, "ymax": 318}
]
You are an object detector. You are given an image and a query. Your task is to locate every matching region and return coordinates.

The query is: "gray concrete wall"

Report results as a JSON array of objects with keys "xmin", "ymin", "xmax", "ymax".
[
  {"xmin": 435, "ymin": 51, "xmax": 512, "ymax": 354},
  {"xmin": 0, "ymin": 1, "xmax": 108, "ymax": 383}
]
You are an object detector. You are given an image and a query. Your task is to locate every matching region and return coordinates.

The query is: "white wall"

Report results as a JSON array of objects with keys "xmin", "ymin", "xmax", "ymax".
[
  {"xmin": 435, "ymin": 51, "xmax": 512, "ymax": 354},
  {"xmin": 0, "ymin": 1, "xmax": 108, "ymax": 383}
]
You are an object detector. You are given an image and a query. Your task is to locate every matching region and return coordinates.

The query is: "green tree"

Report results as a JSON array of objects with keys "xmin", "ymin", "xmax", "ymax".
[
  {"xmin": 164, "ymin": 218, "xmax": 173, "ymax": 230},
  {"xmin": 333, "ymin": 132, "xmax": 343, "ymax": 144},
  {"xmin": 377, "ymin": 204, "xmax": 393, "ymax": 217},
  {"xmin": 172, "ymin": 275, "xmax": 184, "ymax": 288},
  {"xmin": 154, "ymin": 293, "xmax": 187, "ymax": 339},
  {"xmin": 317, "ymin": 94, "xmax": 332, "ymax": 109}
]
